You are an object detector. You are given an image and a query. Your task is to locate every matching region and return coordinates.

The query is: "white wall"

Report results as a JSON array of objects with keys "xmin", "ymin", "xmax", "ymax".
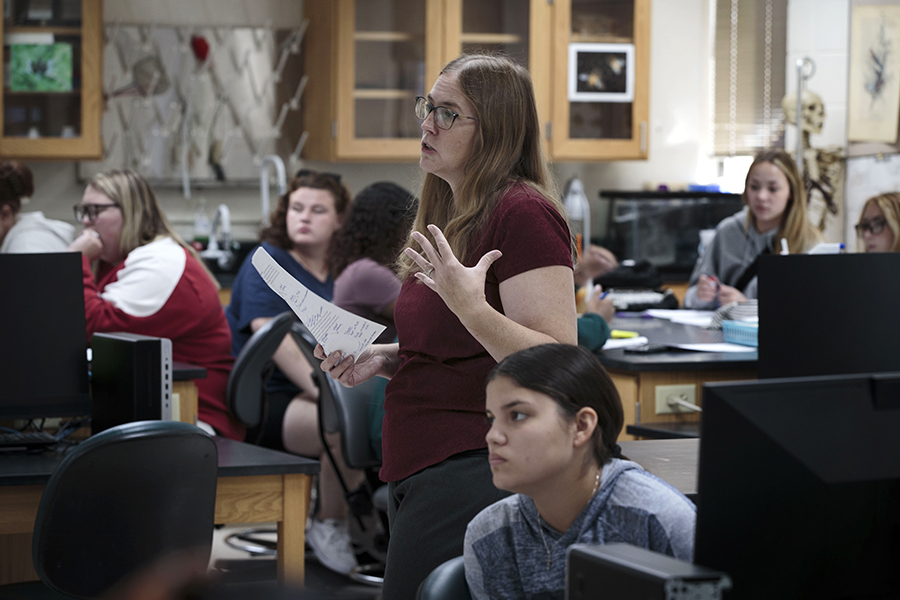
[{"xmin": 28, "ymin": 0, "xmax": 716, "ymax": 243}]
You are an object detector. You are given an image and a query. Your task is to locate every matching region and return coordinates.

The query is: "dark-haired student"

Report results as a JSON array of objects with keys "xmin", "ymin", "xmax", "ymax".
[
  {"xmin": 1, "ymin": 160, "xmax": 74, "ymax": 253},
  {"xmin": 464, "ymin": 344, "xmax": 696, "ymax": 600}
]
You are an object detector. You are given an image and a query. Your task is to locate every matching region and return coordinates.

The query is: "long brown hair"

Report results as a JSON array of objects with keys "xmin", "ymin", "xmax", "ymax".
[
  {"xmin": 743, "ymin": 149, "xmax": 821, "ymax": 253},
  {"xmin": 397, "ymin": 53, "xmax": 570, "ymax": 279}
]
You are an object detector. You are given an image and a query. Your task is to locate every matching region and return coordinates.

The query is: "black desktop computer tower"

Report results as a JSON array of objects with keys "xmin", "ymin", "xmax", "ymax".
[
  {"xmin": 567, "ymin": 544, "xmax": 731, "ymax": 600},
  {"xmin": 90, "ymin": 333, "xmax": 174, "ymax": 434}
]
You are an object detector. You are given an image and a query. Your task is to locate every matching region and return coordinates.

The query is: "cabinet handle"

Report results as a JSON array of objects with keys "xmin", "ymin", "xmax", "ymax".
[{"xmin": 640, "ymin": 121, "xmax": 647, "ymax": 154}]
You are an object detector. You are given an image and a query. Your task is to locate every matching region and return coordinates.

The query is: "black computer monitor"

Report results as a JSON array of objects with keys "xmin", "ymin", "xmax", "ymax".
[
  {"xmin": 758, "ymin": 253, "xmax": 900, "ymax": 378},
  {"xmin": 695, "ymin": 374, "xmax": 900, "ymax": 599},
  {"xmin": 0, "ymin": 253, "xmax": 90, "ymax": 419}
]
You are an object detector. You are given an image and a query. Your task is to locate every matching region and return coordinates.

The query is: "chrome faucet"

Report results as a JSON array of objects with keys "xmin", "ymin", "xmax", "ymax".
[
  {"xmin": 200, "ymin": 204, "xmax": 235, "ymax": 270},
  {"xmin": 260, "ymin": 154, "xmax": 287, "ymax": 226}
]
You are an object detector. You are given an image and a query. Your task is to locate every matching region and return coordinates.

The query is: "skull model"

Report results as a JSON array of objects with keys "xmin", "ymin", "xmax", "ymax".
[{"xmin": 782, "ymin": 90, "xmax": 825, "ymax": 134}]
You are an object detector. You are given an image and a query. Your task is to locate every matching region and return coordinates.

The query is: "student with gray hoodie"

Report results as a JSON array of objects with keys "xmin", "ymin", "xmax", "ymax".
[{"xmin": 464, "ymin": 344, "xmax": 696, "ymax": 600}]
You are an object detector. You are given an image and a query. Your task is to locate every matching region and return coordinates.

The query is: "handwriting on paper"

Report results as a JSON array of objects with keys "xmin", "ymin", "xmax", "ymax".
[{"xmin": 251, "ymin": 247, "xmax": 386, "ymax": 359}]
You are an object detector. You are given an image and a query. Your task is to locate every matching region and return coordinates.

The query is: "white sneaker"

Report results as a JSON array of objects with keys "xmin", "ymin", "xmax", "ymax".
[{"xmin": 307, "ymin": 518, "xmax": 358, "ymax": 575}]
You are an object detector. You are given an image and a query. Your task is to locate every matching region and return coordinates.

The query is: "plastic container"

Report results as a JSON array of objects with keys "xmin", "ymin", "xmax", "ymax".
[{"xmin": 722, "ymin": 320, "xmax": 758, "ymax": 347}]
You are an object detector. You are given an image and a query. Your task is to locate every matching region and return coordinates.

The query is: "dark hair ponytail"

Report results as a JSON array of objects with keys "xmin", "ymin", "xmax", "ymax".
[
  {"xmin": 488, "ymin": 344, "xmax": 624, "ymax": 468},
  {"xmin": 0, "ymin": 160, "xmax": 35, "ymax": 215}
]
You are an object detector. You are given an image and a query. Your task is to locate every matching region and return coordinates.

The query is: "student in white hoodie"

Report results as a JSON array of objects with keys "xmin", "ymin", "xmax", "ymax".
[{"xmin": 0, "ymin": 161, "xmax": 74, "ymax": 253}]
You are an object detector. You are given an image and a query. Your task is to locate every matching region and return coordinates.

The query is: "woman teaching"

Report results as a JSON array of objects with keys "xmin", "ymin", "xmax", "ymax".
[
  {"xmin": 317, "ymin": 53, "xmax": 577, "ymax": 597},
  {"xmin": 67, "ymin": 170, "xmax": 242, "ymax": 440}
]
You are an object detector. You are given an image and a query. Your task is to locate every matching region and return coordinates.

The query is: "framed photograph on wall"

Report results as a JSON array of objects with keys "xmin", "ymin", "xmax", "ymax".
[{"xmin": 568, "ymin": 43, "xmax": 635, "ymax": 103}]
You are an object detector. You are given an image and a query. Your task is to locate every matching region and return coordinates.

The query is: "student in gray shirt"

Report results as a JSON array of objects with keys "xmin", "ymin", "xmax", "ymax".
[
  {"xmin": 684, "ymin": 149, "xmax": 821, "ymax": 309},
  {"xmin": 464, "ymin": 344, "xmax": 696, "ymax": 600}
]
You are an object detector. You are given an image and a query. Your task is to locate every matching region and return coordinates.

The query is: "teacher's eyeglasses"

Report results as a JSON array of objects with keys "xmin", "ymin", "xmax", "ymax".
[
  {"xmin": 855, "ymin": 217, "xmax": 887, "ymax": 236},
  {"xmin": 415, "ymin": 96, "xmax": 478, "ymax": 130},
  {"xmin": 73, "ymin": 203, "xmax": 119, "ymax": 221}
]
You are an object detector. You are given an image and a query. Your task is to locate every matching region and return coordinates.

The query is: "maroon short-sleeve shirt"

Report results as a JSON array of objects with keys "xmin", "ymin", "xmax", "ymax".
[{"xmin": 380, "ymin": 182, "xmax": 573, "ymax": 482}]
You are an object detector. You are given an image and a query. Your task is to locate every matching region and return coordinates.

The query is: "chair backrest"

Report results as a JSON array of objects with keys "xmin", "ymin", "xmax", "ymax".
[
  {"xmin": 290, "ymin": 322, "xmax": 381, "ymax": 470},
  {"xmin": 417, "ymin": 556, "xmax": 471, "ymax": 600},
  {"xmin": 33, "ymin": 420, "xmax": 218, "ymax": 599},
  {"xmin": 227, "ymin": 311, "xmax": 297, "ymax": 430}
]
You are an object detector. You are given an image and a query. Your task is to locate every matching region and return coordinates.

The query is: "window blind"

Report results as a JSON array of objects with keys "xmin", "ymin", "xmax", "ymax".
[{"xmin": 712, "ymin": 0, "xmax": 788, "ymax": 156}]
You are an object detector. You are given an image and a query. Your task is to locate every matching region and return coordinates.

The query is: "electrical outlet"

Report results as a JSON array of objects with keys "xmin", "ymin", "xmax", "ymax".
[{"xmin": 655, "ymin": 384, "xmax": 697, "ymax": 414}]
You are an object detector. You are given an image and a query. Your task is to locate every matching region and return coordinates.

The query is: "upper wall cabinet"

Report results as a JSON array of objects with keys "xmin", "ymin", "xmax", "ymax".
[
  {"xmin": 303, "ymin": 0, "xmax": 649, "ymax": 162},
  {"xmin": 303, "ymin": 0, "xmax": 444, "ymax": 162},
  {"xmin": 1, "ymin": 0, "xmax": 103, "ymax": 160},
  {"xmin": 550, "ymin": 0, "xmax": 650, "ymax": 161}
]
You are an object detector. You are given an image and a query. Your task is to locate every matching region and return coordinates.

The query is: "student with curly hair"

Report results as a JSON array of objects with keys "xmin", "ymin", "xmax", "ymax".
[
  {"xmin": 329, "ymin": 181, "xmax": 418, "ymax": 344},
  {"xmin": 225, "ymin": 170, "xmax": 363, "ymax": 575}
]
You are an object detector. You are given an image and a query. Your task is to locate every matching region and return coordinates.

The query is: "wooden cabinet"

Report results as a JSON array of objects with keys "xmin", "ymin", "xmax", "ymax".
[
  {"xmin": 550, "ymin": 0, "xmax": 650, "ymax": 161},
  {"xmin": 303, "ymin": 0, "xmax": 649, "ymax": 162},
  {"xmin": 1, "ymin": 0, "xmax": 103, "ymax": 160}
]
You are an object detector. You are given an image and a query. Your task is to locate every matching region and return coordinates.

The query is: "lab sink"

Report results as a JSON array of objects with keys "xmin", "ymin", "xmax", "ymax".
[{"xmin": 201, "ymin": 240, "xmax": 259, "ymax": 288}]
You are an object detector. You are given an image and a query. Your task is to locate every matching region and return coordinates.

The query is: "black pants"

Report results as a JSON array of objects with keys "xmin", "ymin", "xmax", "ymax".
[{"xmin": 382, "ymin": 450, "xmax": 509, "ymax": 599}]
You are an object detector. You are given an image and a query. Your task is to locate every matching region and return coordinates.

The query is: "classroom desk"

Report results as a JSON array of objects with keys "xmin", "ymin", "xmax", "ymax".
[
  {"xmin": 619, "ymin": 439, "xmax": 698, "ymax": 501},
  {"xmin": 600, "ymin": 316, "xmax": 757, "ymax": 441},
  {"xmin": 173, "ymin": 361, "xmax": 205, "ymax": 425},
  {"xmin": 0, "ymin": 437, "xmax": 319, "ymax": 586}
]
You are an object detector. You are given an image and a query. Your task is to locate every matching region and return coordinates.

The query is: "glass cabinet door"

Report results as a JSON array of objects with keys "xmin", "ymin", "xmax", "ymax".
[
  {"xmin": 551, "ymin": 0, "xmax": 649, "ymax": 161},
  {"xmin": 330, "ymin": 0, "xmax": 443, "ymax": 160},
  {"xmin": 1, "ymin": 0, "xmax": 102, "ymax": 159},
  {"xmin": 441, "ymin": 0, "xmax": 551, "ymax": 150}
]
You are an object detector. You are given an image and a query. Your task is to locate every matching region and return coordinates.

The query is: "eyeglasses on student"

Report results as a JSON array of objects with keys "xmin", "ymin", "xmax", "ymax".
[
  {"xmin": 73, "ymin": 203, "xmax": 119, "ymax": 221},
  {"xmin": 855, "ymin": 217, "xmax": 887, "ymax": 236}
]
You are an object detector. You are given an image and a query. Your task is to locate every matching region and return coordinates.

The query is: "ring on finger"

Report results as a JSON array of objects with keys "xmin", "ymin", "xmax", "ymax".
[{"xmin": 426, "ymin": 266, "xmax": 435, "ymax": 277}]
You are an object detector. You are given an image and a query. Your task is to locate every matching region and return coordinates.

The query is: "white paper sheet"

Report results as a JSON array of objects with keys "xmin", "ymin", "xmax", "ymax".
[
  {"xmin": 644, "ymin": 309, "xmax": 715, "ymax": 328},
  {"xmin": 602, "ymin": 336, "xmax": 650, "ymax": 350},
  {"xmin": 670, "ymin": 342, "xmax": 755, "ymax": 353},
  {"xmin": 251, "ymin": 247, "xmax": 386, "ymax": 359}
]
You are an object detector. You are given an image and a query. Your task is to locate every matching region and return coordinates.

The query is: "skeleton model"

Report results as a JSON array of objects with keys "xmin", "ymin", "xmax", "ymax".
[{"xmin": 782, "ymin": 90, "xmax": 845, "ymax": 241}]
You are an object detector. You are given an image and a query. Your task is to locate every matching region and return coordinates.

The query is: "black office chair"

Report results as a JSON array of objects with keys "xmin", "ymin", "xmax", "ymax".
[
  {"xmin": 220, "ymin": 311, "xmax": 298, "ymax": 561},
  {"xmin": 417, "ymin": 556, "xmax": 471, "ymax": 600},
  {"xmin": 291, "ymin": 322, "xmax": 390, "ymax": 586},
  {"xmin": 227, "ymin": 311, "xmax": 299, "ymax": 443},
  {"xmin": 0, "ymin": 420, "xmax": 218, "ymax": 600}
]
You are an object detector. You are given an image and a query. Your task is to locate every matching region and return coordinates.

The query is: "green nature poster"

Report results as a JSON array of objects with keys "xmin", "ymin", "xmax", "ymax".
[{"xmin": 9, "ymin": 43, "xmax": 73, "ymax": 92}]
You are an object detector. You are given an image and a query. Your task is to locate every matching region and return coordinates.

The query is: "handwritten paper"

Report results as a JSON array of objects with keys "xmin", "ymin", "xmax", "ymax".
[{"xmin": 251, "ymin": 247, "xmax": 386, "ymax": 359}]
